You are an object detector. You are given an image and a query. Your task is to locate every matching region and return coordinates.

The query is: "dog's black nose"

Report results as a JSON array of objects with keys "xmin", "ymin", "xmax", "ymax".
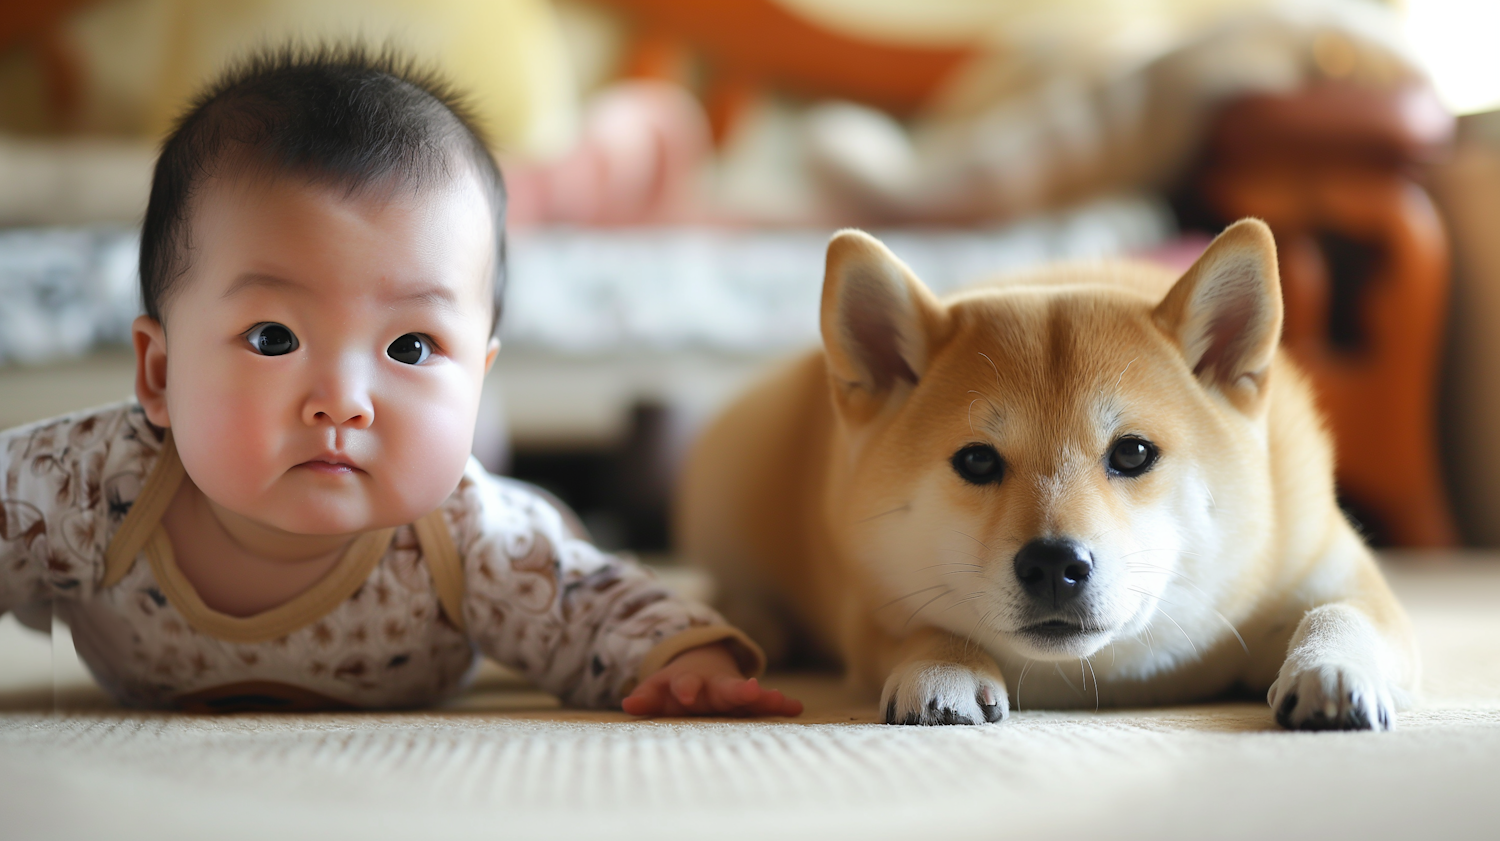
[{"xmin": 1013, "ymin": 538, "xmax": 1093, "ymax": 606}]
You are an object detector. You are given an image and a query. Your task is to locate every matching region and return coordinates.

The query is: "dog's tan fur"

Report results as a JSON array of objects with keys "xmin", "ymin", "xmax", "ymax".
[{"xmin": 679, "ymin": 220, "xmax": 1417, "ymax": 728}]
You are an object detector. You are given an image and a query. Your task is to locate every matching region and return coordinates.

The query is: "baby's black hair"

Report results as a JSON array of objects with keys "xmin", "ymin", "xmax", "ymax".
[{"xmin": 139, "ymin": 43, "xmax": 506, "ymax": 332}]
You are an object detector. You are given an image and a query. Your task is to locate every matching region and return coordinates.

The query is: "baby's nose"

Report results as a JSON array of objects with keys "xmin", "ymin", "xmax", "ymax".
[{"xmin": 302, "ymin": 363, "xmax": 374, "ymax": 428}]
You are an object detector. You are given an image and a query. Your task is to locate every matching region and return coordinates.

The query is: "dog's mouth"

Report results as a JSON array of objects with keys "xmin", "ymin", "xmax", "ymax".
[
  {"xmin": 1014, "ymin": 618, "xmax": 1112, "ymax": 655},
  {"xmin": 1022, "ymin": 619, "xmax": 1090, "ymax": 637}
]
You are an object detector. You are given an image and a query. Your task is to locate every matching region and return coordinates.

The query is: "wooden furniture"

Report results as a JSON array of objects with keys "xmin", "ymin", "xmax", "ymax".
[
  {"xmin": 0, "ymin": 0, "xmax": 98, "ymax": 129},
  {"xmin": 1184, "ymin": 83, "xmax": 1458, "ymax": 546}
]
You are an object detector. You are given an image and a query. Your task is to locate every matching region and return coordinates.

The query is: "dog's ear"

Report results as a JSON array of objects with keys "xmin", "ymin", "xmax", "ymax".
[
  {"xmin": 821, "ymin": 230, "xmax": 946, "ymax": 417},
  {"xmin": 1154, "ymin": 219, "xmax": 1283, "ymax": 404}
]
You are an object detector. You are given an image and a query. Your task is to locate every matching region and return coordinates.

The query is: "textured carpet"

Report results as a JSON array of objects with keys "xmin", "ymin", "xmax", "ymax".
[{"xmin": 3, "ymin": 553, "xmax": 1498, "ymax": 841}]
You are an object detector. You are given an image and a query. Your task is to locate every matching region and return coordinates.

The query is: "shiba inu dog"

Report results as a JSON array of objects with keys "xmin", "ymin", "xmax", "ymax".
[{"xmin": 678, "ymin": 220, "xmax": 1417, "ymax": 729}]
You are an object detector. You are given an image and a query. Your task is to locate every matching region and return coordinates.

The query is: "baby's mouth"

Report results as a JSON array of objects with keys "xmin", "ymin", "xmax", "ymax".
[{"xmin": 298, "ymin": 457, "xmax": 361, "ymax": 476}]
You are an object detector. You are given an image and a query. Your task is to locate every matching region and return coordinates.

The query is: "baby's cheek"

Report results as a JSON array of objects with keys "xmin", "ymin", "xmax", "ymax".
[
  {"xmin": 375, "ymin": 374, "xmax": 480, "ymax": 516},
  {"xmin": 169, "ymin": 353, "xmax": 289, "ymax": 503}
]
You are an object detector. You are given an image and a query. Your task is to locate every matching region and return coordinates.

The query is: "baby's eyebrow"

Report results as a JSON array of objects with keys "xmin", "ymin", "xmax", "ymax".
[
  {"xmin": 223, "ymin": 272, "xmax": 460, "ymax": 312},
  {"xmin": 390, "ymin": 285, "xmax": 458, "ymax": 311},
  {"xmin": 223, "ymin": 272, "xmax": 305, "ymax": 298}
]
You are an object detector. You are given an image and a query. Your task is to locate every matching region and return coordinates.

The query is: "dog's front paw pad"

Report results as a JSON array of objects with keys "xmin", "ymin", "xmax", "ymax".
[
  {"xmin": 1269, "ymin": 664, "xmax": 1395, "ymax": 732},
  {"xmin": 881, "ymin": 661, "xmax": 1008, "ymax": 726}
]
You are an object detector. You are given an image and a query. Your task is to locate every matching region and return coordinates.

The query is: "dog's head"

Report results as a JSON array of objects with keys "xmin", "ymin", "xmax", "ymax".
[{"xmin": 823, "ymin": 220, "xmax": 1289, "ymax": 663}]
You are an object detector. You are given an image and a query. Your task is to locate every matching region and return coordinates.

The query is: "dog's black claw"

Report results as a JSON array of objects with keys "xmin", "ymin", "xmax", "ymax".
[
  {"xmin": 1275, "ymin": 692, "xmax": 1299, "ymax": 729},
  {"xmin": 884, "ymin": 697, "xmax": 897, "ymax": 725},
  {"xmin": 1344, "ymin": 704, "xmax": 1373, "ymax": 731},
  {"xmin": 1304, "ymin": 708, "xmax": 1336, "ymax": 731},
  {"xmin": 933, "ymin": 705, "xmax": 973, "ymax": 726},
  {"xmin": 1378, "ymin": 707, "xmax": 1391, "ymax": 730},
  {"xmin": 980, "ymin": 701, "xmax": 1005, "ymax": 723}
]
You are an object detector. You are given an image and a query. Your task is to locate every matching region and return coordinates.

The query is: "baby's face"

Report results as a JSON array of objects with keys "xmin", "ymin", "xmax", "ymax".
[{"xmin": 140, "ymin": 171, "xmax": 498, "ymax": 536}]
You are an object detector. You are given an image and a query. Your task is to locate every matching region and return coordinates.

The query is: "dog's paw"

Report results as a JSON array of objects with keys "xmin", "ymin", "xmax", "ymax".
[
  {"xmin": 881, "ymin": 660, "xmax": 1009, "ymax": 725},
  {"xmin": 1268, "ymin": 661, "xmax": 1396, "ymax": 732}
]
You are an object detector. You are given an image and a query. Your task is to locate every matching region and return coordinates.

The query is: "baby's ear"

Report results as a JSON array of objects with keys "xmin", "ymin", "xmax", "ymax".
[
  {"xmin": 132, "ymin": 315, "xmax": 171, "ymax": 428},
  {"xmin": 484, "ymin": 337, "xmax": 500, "ymax": 374},
  {"xmin": 1154, "ymin": 219, "xmax": 1283, "ymax": 408},
  {"xmin": 820, "ymin": 230, "xmax": 947, "ymax": 422}
]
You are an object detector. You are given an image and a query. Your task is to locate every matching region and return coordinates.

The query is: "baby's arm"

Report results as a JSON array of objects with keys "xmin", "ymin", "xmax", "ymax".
[
  {"xmin": 0, "ymin": 473, "xmax": 49, "ymax": 622},
  {"xmin": 453, "ymin": 466, "xmax": 799, "ymax": 714},
  {"xmin": 0, "ymin": 405, "xmax": 143, "ymax": 619}
]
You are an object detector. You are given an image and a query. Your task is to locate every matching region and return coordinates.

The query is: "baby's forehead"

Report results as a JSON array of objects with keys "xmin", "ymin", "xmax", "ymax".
[{"xmin": 184, "ymin": 165, "xmax": 499, "ymax": 313}]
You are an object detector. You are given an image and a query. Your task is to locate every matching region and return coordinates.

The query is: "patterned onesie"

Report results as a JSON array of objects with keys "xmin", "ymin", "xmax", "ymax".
[{"xmin": 0, "ymin": 403, "xmax": 762, "ymax": 711}]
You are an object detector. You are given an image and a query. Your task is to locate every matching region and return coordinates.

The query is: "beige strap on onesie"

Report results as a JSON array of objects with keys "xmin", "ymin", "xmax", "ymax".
[{"xmin": 101, "ymin": 432, "xmax": 468, "ymax": 643}]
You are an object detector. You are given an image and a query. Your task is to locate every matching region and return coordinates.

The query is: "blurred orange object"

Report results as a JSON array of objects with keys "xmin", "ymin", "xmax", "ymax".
[
  {"xmin": 1190, "ymin": 83, "xmax": 1458, "ymax": 546},
  {"xmin": 0, "ymin": 0, "xmax": 97, "ymax": 129},
  {"xmin": 596, "ymin": 0, "xmax": 969, "ymax": 141}
]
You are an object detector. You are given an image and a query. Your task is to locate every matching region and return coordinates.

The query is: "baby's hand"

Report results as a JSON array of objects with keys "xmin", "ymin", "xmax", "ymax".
[{"xmin": 622, "ymin": 643, "xmax": 803, "ymax": 718}]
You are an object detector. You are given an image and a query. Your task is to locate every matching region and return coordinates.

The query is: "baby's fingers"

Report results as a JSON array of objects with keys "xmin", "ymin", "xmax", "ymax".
[
  {"xmin": 670, "ymin": 673, "xmax": 705, "ymax": 708},
  {"xmin": 622, "ymin": 677, "xmax": 671, "ymax": 716},
  {"xmin": 751, "ymin": 689, "xmax": 803, "ymax": 717},
  {"xmin": 704, "ymin": 676, "xmax": 760, "ymax": 711},
  {"xmin": 703, "ymin": 678, "xmax": 803, "ymax": 717},
  {"xmin": 624, "ymin": 677, "xmax": 666, "ymax": 710}
]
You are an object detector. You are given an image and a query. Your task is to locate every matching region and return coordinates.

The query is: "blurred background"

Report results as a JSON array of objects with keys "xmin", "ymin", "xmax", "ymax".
[{"xmin": 2, "ymin": 0, "xmax": 1498, "ymax": 556}]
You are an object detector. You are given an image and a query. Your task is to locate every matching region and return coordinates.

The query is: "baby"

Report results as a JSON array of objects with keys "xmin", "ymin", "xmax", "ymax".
[{"xmin": 0, "ymin": 46, "xmax": 800, "ymax": 717}]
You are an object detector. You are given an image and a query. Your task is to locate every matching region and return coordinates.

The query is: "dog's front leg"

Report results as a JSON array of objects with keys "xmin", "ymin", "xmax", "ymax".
[
  {"xmin": 1267, "ymin": 560, "xmax": 1418, "ymax": 731},
  {"xmin": 878, "ymin": 626, "xmax": 1009, "ymax": 725}
]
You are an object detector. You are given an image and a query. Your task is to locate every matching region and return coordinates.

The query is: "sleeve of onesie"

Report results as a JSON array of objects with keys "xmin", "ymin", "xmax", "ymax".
[
  {"xmin": 451, "ymin": 461, "xmax": 765, "ymax": 709},
  {"xmin": 0, "ymin": 405, "xmax": 143, "ymax": 620}
]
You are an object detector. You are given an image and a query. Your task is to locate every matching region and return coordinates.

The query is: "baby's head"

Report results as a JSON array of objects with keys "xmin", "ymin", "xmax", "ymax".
[{"xmin": 133, "ymin": 45, "xmax": 505, "ymax": 537}]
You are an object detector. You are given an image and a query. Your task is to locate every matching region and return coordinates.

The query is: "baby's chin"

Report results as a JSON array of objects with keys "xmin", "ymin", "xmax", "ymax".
[{"xmin": 220, "ymin": 486, "xmax": 446, "ymax": 537}]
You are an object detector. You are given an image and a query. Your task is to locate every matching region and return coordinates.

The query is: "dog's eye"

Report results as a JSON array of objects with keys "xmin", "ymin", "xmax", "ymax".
[
  {"xmin": 952, "ymin": 444, "xmax": 1004, "ymax": 485},
  {"xmin": 247, "ymin": 323, "xmax": 298, "ymax": 356},
  {"xmin": 1107, "ymin": 437, "xmax": 1158, "ymax": 477}
]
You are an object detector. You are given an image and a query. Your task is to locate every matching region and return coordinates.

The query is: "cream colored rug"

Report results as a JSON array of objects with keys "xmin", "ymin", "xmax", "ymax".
[{"xmin": 4, "ymin": 554, "xmax": 1498, "ymax": 841}]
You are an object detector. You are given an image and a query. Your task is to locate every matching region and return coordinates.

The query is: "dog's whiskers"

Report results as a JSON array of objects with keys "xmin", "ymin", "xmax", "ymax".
[
  {"xmin": 943, "ymin": 593, "xmax": 987, "ymax": 613},
  {"xmin": 978, "ymin": 352, "xmax": 1001, "ymax": 388},
  {"xmin": 1087, "ymin": 524, "xmax": 1125, "ymax": 545},
  {"xmin": 1155, "ymin": 604, "xmax": 1203, "ymax": 661},
  {"xmin": 875, "ymin": 583, "xmax": 948, "ymax": 611},
  {"xmin": 1126, "ymin": 559, "xmax": 1250, "ymax": 656},
  {"xmin": 965, "ymin": 609, "xmax": 997, "ymax": 661},
  {"xmin": 856, "ymin": 502, "xmax": 910, "ymax": 523},
  {"xmin": 1016, "ymin": 658, "xmax": 1035, "ymax": 711},
  {"xmin": 1112, "ymin": 357, "xmax": 1138, "ymax": 393},
  {"xmin": 902, "ymin": 587, "xmax": 954, "ymax": 631},
  {"xmin": 1081, "ymin": 655, "xmax": 1100, "ymax": 711},
  {"xmin": 949, "ymin": 530, "xmax": 992, "ymax": 551},
  {"xmin": 1053, "ymin": 663, "xmax": 1084, "ymax": 699}
]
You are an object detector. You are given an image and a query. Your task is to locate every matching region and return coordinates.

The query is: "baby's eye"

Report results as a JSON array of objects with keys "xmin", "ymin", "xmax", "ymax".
[
  {"xmin": 247, "ymin": 323, "xmax": 298, "ymax": 356},
  {"xmin": 387, "ymin": 333, "xmax": 431, "ymax": 365}
]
